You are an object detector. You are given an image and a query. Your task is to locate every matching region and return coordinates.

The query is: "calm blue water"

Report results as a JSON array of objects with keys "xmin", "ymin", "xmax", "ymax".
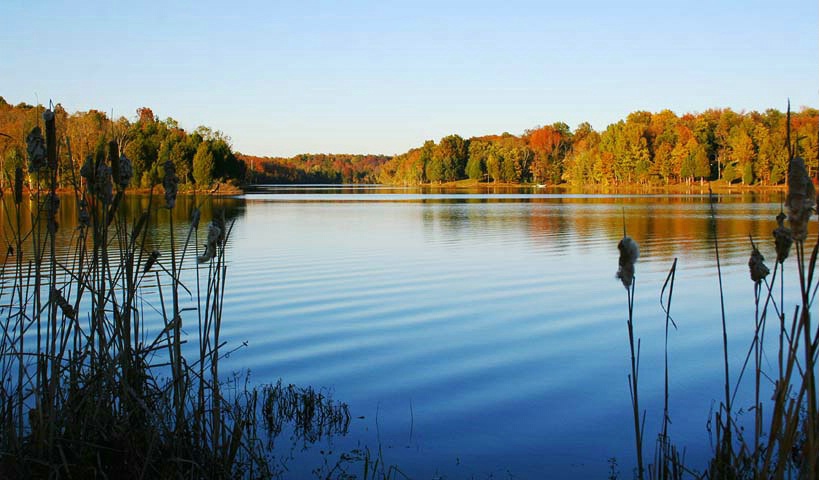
[
  {"xmin": 199, "ymin": 186, "xmax": 801, "ymax": 479},
  {"xmin": 2, "ymin": 187, "xmax": 793, "ymax": 478}
]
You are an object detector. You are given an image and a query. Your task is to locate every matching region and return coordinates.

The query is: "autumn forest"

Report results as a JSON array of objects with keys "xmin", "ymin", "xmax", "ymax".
[{"xmin": 1, "ymin": 96, "xmax": 816, "ymax": 189}]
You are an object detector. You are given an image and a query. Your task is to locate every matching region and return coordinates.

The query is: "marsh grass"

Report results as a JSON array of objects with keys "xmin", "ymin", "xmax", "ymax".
[
  {"xmin": 0, "ymin": 108, "xmax": 351, "ymax": 478},
  {"xmin": 621, "ymin": 103, "xmax": 819, "ymax": 479}
]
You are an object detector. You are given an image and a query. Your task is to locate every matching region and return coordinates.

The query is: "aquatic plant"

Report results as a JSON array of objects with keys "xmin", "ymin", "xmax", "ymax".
[
  {"xmin": 0, "ymin": 106, "xmax": 349, "ymax": 479},
  {"xmin": 616, "ymin": 229, "xmax": 644, "ymax": 480},
  {"xmin": 619, "ymin": 102, "xmax": 819, "ymax": 479}
]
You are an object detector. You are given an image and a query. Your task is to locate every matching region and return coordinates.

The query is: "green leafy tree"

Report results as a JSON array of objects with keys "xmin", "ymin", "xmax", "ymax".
[
  {"xmin": 466, "ymin": 141, "xmax": 489, "ymax": 180},
  {"xmin": 486, "ymin": 148, "xmax": 502, "ymax": 182},
  {"xmin": 193, "ymin": 141, "xmax": 215, "ymax": 187},
  {"xmin": 434, "ymin": 134, "xmax": 468, "ymax": 181}
]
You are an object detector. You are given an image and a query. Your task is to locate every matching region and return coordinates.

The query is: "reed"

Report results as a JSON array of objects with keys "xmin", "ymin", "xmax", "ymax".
[
  {"xmin": 618, "ymin": 102, "xmax": 819, "ymax": 479},
  {"xmin": 0, "ymin": 107, "xmax": 350, "ymax": 478}
]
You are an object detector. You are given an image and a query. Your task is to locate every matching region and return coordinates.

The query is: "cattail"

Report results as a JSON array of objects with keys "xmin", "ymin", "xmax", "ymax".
[
  {"xmin": 26, "ymin": 126, "xmax": 46, "ymax": 173},
  {"xmin": 44, "ymin": 109, "xmax": 56, "ymax": 171},
  {"xmin": 13, "ymin": 166, "xmax": 23, "ymax": 205},
  {"xmin": 214, "ymin": 210, "xmax": 226, "ymax": 245},
  {"xmin": 163, "ymin": 160, "xmax": 179, "ymax": 209},
  {"xmin": 108, "ymin": 141, "xmax": 120, "ymax": 187},
  {"xmin": 118, "ymin": 154, "xmax": 133, "ymax": 189},
  {"xmin": 44, "ymin": 192, "xmax": 60, "ymax": 233},
  {"xmin": 785, "ymin": 156, "xmax": 814, "ymax": 242},
  {"xmin": 773, "ymin": 211, "xmax": 792, "ymax": 264},
  {"xmin": 197, "ymin": 220, "xmax": 222, "ymax": 263},
  {"xmin": 51, "ymin": 288, "xmax": 76, "ymax": 320},
  {"xmin": 748, "ymin": 242, "xmax": 769, "ymax": 284},
  {"xmin": 78, "ymin": 198, "xmax": 90, "ymax": 229},
  {"xmin": 143, "ymin": 250, "xmax": 160, "ymax": 273},
  {"xmin": 95, "ymin": 162, "xmax": 113, "ymax": 204},
  {"xmin": 190, "ymin": 207, "xmax": 201, "ymax": 229},
  {"xmin": 616, "ymin": 236, "xmax": 640, "ymax": 289},
  {"xmin": 80, "ymin": 154, "xmax": 94, "ymax": 184}
]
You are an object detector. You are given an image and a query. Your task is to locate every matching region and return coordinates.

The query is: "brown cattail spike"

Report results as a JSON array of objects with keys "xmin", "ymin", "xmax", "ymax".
[
  {"xmin": 163, "ymin": 160, "xmax": 179, "ymax": 209},
  {"xmin": 118, "ymin": 154, "xmax": 133, "ymax": 189},
  {"xmin": 197, "ymin": 220, "xmax": 223, "ymax": 264},
  {"xmin": 78, "ymin": 198, "xmax": 90, "ymax": 229},
  {"xmin": 143, "ymin": 250, "xmax": 160, "ymax": 273},
  {"xmin": 108, "ymin": 140, "xmax": 120, "ymax": 188},
  {"xmin": 616, "ymin": 236, "xmax": 640, "ymax": 289},
  {"xmin": 773, "ymin": 211, "xmax": 792, "ymax": 264},
  {"xmin": 44, "ymin": 109, "xmax": 57, "ymax": 172},
  {"xmin": 748, "ymin": 240, "xmax": 770, "ymax": 284},
  {"xmin": 95, "ymin": 162, "xmax": 113, "ymax": 204},
  {"xmin": 13, "ymin": 166, "xmax": 23, "ymax": 205},
  {"xmin": 26, "ymin": 126, "xmax": 46, "ymax": 173},
  {"xmin": 785, "ymin": 156, "xmax": 814, "ymax": 242},
  {"xmin": 44, "ymin": 193, "xmax": 60, "ymax": 233},
  {"xmin": 51, "ymin": 288, "xmax": 76, "ymax": 320}
]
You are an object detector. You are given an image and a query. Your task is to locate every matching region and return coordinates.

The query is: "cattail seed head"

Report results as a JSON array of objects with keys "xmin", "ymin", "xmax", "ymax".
[
  {"xmin": 773, "ymin": 211, "xmax": 792, "ymax": 264},
  {"xmin": 78, "ymin": 198, "xmax": 90, "ymax": 229},
  {"xmin": 14, "ymin": 166, "xmax": 23, "ymax": 205},
  {"xmin": 616, "ymin": 236, "xmax": 640, "ymax": 289},
  {"xmin": 197, "ymin": 220, "xmax": 223, "ymax": 263},
  {"xmin": 163, "ymin": 160, "xmax": 179, "ymax": 209},
  {"xmin": 43, "ymin": 109, "xmax": 56, "ymax": 171},
  {"xmin": 51, "ymin": 288, "xmax": 76, "ymax": 320},
  {"xmin": 44, "ymin": 193, "xmax": 60, "ymax": 233},
  {"xmin": 118, "ymin": 154, "xmax": 133, "ymax": 189},
  {"xmin": 748, "ymin": 244, "xmax": 770, "ymax": 284},
  {"xmin": 95, "ymin": 162, "xmax": 113, "ymax": 204},
  {"xmin": 786, "ymin": 157, "xmax": 815, "ymax": 242},
  {"xmin": 108, "ymin": 141, "xmax": 120, "ymax": 187},
  {"xmin": 26, "ymin": 126, "xmax": 46, "ymax": 173},
  {"xmin": 80, "ymin": 155, "xmax": 94, "ymax": 183},
  {"xmin": 143, "ymin": 250, "xmax": 160, "ymax": 273}
]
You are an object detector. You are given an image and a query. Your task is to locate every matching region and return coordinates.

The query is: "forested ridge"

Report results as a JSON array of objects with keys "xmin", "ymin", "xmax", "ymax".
[
  {"xmin": 379, "ymin": 107, "xmax": 819, "ymax": 187},
  {"xmin": 0, "ymin": 97, "xmax": 245, "ymax": 189},
  {"xmin": 4, "ymin": 96, "xmax": 815, "ymax": 189},
  {"xmin": 240, "ymin": 153, "xmax": 390, "ymax": 184}
]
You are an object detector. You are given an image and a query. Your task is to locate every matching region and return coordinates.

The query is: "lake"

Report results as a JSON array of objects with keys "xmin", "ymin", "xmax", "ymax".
[{"xmin": 0, "ymin": 186, "xmax": 802, "ymax": 478}]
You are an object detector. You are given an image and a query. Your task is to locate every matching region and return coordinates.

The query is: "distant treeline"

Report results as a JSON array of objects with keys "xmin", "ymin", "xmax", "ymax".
[
  {"xmin": 379, "ymin": 107, "xmax": 819, "ymax": 186},
  {"xmin": 0, "ymin": 97, "xmax": 245, "ymax": 189},
  {"xmin": 240, "ymin": 153, "xmax": 390, "ymax": 184},
  {"xmin": 4, "ymin": 96, "xmax": 815, "ymax": 189}
]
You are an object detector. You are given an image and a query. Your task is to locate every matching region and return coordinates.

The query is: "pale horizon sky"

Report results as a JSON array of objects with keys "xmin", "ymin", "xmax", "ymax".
[{"xmin": 1, "ymin": 0, "xmax": 817, "ymax": 157}]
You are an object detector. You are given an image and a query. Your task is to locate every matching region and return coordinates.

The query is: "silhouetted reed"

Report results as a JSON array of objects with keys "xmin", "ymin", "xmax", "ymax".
[{"xmin": 0, "ymin": 108, "xmax": 349, "ymax": 478}]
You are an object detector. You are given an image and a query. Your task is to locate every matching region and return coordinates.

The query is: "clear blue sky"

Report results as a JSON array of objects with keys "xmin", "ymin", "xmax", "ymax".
[{"xmin": 1, "ymin": 0, "xmax": 816, "ymax": 156}]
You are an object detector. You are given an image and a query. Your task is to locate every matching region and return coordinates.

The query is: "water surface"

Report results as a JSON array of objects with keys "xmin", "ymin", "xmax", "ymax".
[
  {"xmin": 220, "ymin": 186, "xmax": 797, "ymax": 478},
  {"xmin": 0, "ymin": 186, "xmax": 800, "ymax": 478}
]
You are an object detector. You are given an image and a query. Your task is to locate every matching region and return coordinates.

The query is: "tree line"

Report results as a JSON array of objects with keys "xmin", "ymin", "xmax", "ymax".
[
  {"xmin": 4, "ymin": 97, "xmax": 815, "ymax": 189},
  {"xmin": 379, "ymin": 107, "xmax": 819, "ymax": 186},
  {"xmin": 0, "ymin": 97, "xmax": 245, "ymax": 189},
  {"xmin": 240, "ymin": 153, "xmax": 390, "ymax": 184}
]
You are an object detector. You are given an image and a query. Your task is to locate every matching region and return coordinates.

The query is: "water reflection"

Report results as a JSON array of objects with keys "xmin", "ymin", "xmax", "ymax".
[{"xmin": 0, "ymin": 193, "xmax": 246, "ymax": 260}]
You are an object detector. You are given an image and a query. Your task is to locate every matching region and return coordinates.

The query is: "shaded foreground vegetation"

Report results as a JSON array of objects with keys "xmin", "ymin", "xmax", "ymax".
[
  {"xmin": 0, "ymin": 109, "xmax": 357, "ymax": 478},
  {"xmin": 619, "ymin": 109, "xmax": 819, "ymax": 479}
]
